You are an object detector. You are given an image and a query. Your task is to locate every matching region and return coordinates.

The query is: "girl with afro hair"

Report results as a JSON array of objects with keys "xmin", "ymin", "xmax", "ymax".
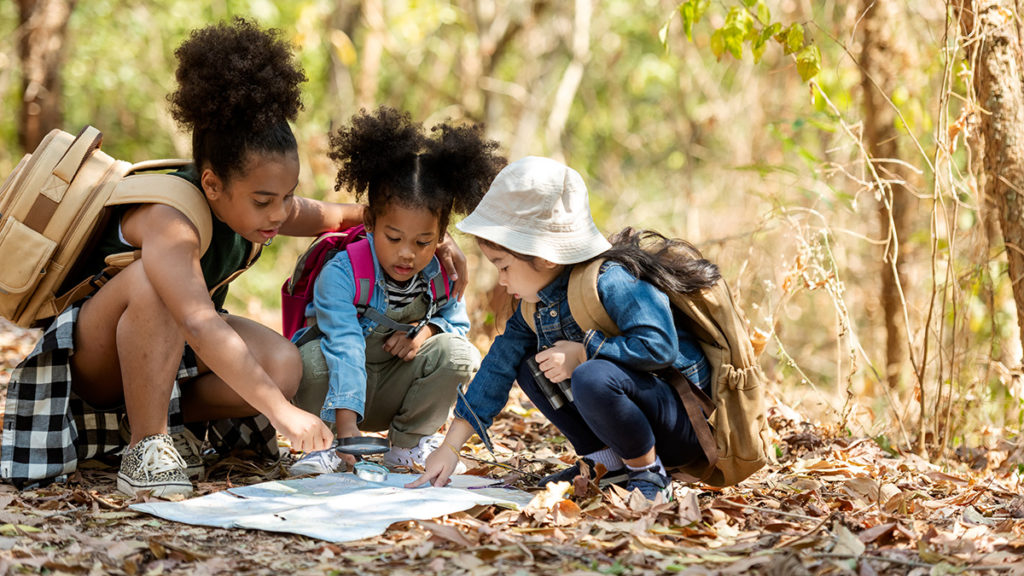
[
  {"xmin": 288, "ymin": 106, "xmax": 505, "ymax": 476},
  {"xmin": 1, "ymin": 19, "xmax": 469, "ymax": 498}
]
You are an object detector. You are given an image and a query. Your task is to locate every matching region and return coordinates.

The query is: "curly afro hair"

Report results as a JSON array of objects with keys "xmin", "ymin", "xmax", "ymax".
[
  {"xmin": 169, "ymin": 17, "xmax": 306, "ymax": 181},
  {"xmin": 328, "ymin": 106, "xmax": 506, "ymax": 235}
]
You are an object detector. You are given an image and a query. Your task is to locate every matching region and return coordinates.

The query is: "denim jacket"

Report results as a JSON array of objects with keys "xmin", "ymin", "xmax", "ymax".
[
  {"xmin": 306, "ymin": 232, "xmax": 470, "ymax": 422},
  {"xmin": 454, "ymin": 261, "xmax": 708, "ymax": 439}
]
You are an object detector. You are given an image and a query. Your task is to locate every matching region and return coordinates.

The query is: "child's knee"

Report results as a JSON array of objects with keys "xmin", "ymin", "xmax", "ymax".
[
  {"xmin": 571, "ymin": 358, "xmax": 617, "ymax": 397},
  {"xmin": 269, "ymin": 340, "xmax": 304, "ymax": 400},
  {"xmin": 420, "ymin": 333, "xmax": 480, "ymax": 383}
]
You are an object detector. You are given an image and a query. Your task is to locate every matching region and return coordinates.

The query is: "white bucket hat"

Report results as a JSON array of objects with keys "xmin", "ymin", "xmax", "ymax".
[{"xmin": 456, "ymin": 156, "xmax": 611, "ymax": 264}]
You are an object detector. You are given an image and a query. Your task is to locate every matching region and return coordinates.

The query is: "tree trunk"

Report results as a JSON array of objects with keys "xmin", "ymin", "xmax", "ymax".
[
  {"xmin": 955, "ymin": 0, "xmax": 1024, "ymax": 360},
  {"xmin": 16, "ymin": 0, "xmax": 75, "ymax": 152},
  {"xmin": 325, "ymin": 1, "xmax": 363, "ymax": 130},
  {"xmin": 859, "ymin": 0, "xmax": 913, "ymax": 392},
  {"xmin": 357, "ymin": 0, "xmax": 384, "ymax": 110}
]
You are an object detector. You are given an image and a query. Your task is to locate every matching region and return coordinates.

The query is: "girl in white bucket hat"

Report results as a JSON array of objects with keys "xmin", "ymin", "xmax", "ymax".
[{"xmin": 408, "ymin": 156, "xmax": 721, "ymax": 501}]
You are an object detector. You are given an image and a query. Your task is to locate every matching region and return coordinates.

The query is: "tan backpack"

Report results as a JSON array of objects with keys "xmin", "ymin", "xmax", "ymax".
[
  {"xmin": 0, "ymin": 126, "xmax": 221, "ymax": 328},
  {"xmin": 521, "ymin": 244, "xmax": 770, "ymax": 487}
]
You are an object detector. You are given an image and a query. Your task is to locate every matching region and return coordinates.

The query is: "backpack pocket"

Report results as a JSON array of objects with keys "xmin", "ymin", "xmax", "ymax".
[{"xmin": 0, "ymin": 217, "xmax": 57, "ymax": 299}]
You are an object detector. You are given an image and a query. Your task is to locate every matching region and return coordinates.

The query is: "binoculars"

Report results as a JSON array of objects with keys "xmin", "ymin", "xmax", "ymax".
[{"xmin": 526, "ymin": 356, "xmax": 574, "ymax": 410}]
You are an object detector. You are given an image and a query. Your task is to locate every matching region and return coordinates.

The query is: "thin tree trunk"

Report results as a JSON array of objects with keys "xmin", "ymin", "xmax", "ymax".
[
  {"xmin": 859, "ymin": 0, "xmax": 914, "ymax": 394},
  {"xmin": 16, "ymin": 0, "xmax": 76, "ymax": 151},
  {"xmin": 955, "ymin": 0, "xmax": 1024, "ymax": 360},
  {"xmin": 357, "ymin": 0, "xmax": 384, "ymax": 110},
  {"xmin": 326, "ymin": 1, "xmax": 363, "ymax": 130}
]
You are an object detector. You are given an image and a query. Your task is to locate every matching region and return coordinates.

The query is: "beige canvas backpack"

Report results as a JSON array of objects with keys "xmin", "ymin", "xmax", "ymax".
[
  {"xmin": 521, "ymin": 242, "xmax": 770, "ymax": 487},
  {"xmin": 0, "ymin": 126, "xmax": 219, "ymax": 328}
]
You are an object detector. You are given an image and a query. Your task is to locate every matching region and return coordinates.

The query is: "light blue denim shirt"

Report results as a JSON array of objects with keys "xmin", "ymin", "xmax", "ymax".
[
  {"xmin": 305, "ymin": 231, "xmax": 470, "ymax": 422},
  {"xmin": 454, "ymin": 261, "xmax": 708, "ymax": 439}
]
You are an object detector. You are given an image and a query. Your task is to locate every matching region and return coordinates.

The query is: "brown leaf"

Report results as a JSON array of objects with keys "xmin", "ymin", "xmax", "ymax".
[
  {"xmin": 551, "ymin": 500, "xmax": 581, "ymax": 526},
  {"xmin": 417, "ymin": 520, "xmax": 476, "ymax": 547}
]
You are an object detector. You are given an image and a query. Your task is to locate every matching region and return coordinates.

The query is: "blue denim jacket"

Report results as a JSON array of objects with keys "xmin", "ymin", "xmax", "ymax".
[
  {"xmin": 301, "ymin": 232, "xmax": 470, "ymax": 422},
  {"xmin": 454, "ymin": 261, "xmax": 708, "ymax": 439}
]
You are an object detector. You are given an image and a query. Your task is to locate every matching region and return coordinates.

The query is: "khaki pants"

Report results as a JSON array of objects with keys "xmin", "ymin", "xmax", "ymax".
[{"xmin": 295, "ymin": 332, "xmax": 480, "ymax": 448}]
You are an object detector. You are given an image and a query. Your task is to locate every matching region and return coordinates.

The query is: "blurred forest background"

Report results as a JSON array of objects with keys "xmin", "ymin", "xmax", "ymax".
[{"xmin": 2, "ymin": 0, "xmax": 1020, "ymax": 465}]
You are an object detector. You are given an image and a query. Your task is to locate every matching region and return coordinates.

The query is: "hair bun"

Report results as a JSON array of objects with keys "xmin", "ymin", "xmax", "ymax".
[{"xmin": 169, "ymin": 17, "xmax": 306, "ymax": 134}]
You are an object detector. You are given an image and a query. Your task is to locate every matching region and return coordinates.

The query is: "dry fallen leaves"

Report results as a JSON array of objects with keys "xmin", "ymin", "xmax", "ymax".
[{"xmin": 3, "ymin": 320, "xmax": 1024, "ymax": 574}]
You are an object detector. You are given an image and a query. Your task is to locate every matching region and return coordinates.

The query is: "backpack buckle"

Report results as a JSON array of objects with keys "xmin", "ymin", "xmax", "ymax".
[
  {"xmin": 89, "ymin": 270, "xmax": 111, "ymax": 290},
  {"xmin": 405, "ymin": 318, "xmax": 430, "ymax": 340}
]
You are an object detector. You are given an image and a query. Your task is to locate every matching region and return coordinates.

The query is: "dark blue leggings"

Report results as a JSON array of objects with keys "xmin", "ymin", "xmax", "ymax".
[{"xmin": 516, "ymin": 358, "xmax": 710, "ymax": 467}]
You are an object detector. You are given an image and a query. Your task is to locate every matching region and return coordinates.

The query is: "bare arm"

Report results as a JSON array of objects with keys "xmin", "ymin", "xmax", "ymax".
[
  {"xmin": 279, "ymin": 196, "xmax": 365, "ymax": 237},
  {"xmin": 124, "ymin": 204, "xmax": 332, "ymax": 452},
  {"xmin": 406, "ymin": 418, "xmax": 475, "ymax": 488}
]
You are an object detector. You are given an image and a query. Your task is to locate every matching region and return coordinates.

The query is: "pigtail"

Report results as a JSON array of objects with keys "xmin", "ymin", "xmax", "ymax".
[
  {"xmin": 603, "ymin": 228, "xmax": 721, "ymax": 294},
  {"xmin": 329, "ymin": 107, "xmax": 423, "ymax": 200},
  {"xmin": 423, "ymin": 123, "xmax": 506, "ymax": 216}
]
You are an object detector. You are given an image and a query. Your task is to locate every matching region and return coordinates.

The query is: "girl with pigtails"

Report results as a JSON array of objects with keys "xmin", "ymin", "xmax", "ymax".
[
  {"xmin": 1, "ymin": 19, "xmax": 469, "ymax": 498},
  {"xmin": 288, "ymin": 107, "xmax": 505, "ymax": 475}
]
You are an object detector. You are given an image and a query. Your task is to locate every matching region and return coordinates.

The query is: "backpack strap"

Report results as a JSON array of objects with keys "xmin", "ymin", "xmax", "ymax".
[
  {"xmin": 566, "ymin": 259, "xmax": 620, "ymax": 336},
  {"xmin": 106, "ymin": 172, "xmax": 213, "ymax": 254},
  {"xmin": 207, "ymin": 241, "xmax": 263, "ymax": 296},
  {"xmin": 50, "ymin": 171, "xmax": 216, "ymax": 312},
  {"xmin": 658, "ymin": 367, "xmax": 718, "ymax": 482},
  {"xmin": 346, "ymin": 238, "xmax": 375, "ymax": 310},
  {"xmin": 521, "ymin": 300, "xmax": 537, "ymax": 332},
  {"xmin": 429, "ymin": 262, "xmax": 451, "ymax": 305}
]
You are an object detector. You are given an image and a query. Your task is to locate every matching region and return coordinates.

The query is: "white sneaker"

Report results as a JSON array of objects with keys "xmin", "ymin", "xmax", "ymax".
[
  {"xmin": 289, "ymin": 448, "xmax": 346, "ymax": 476},
  {"xmin": 383, "ymin": 434, "xmax": 468, "ymax": 474},
  {"xmin": 117, "ymin": 434, "xmax": 193, "ymax": 498}
]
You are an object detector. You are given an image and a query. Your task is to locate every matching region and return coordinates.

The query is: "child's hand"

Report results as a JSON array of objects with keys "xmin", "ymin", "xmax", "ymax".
[
  {"xmin": 270, "ymin": 404, "xmax": 334, "ymax": 453},
  {"xmin": 436, "ymin": 233, "xmax": 468, "ymax": 300},
  {"xmin": 406, "ymin": 444, "xmax": 460, "ymax": 488},
  {"xmin": 535, "ymin": 340, "xmax": 588, "ymax": 383},
  {"xmin": 383, "ymin": 325, "xmax": 436, "ymax": 361},
  {"xmin": 334, "ymin": 410, "xmax": 361, "ymax": 467}
]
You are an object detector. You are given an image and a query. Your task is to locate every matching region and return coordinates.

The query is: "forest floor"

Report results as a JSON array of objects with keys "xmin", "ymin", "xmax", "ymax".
[{"xmin": 2, "ymin": 319, "xmax": 1024, "ymax": 575}]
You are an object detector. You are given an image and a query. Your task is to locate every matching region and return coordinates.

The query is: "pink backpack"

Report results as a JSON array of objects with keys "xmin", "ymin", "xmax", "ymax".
[{"xmin": 280, "ymin": 225, "xmax": 450, "ymax": 340}]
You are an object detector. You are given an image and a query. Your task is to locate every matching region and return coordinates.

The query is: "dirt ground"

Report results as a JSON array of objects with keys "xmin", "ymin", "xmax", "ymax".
[{"xmin": 3, "ymin": 318, "xmax": 1024, "ymax": 575}]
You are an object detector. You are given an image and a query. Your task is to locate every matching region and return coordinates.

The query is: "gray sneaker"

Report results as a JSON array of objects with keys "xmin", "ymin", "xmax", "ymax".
[
  {"xmin": 171, "ymin": 428, "xmax": 205, "ymax": 479},
  {"xmin": 117, "ymin": 434, "xmax": 193, "ymax": 498}
]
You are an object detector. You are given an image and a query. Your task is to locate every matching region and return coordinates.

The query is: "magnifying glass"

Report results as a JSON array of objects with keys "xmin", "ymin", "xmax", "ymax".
[{"xmin": 333, "ymin": 437, "xmax": 391, "ymax": 482}]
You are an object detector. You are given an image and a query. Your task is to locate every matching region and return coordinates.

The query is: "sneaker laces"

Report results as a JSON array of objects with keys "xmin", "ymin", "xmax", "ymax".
[
  {"xmin": 172, "ymin": 430, "xmax": 202, "ymax": 460},
  {"xmin": 139, "ymin": 439, "xmax": 188, "ymax": 479}
]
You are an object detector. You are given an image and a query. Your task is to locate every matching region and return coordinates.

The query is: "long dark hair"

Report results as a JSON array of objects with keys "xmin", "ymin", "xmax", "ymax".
[
  {"xmin": 168, "ymin": 18, "xmax": 305, "ymax": 183},
  {"xmin": 329, "ymin": 106, "xmax": 506, "ymax": 234},
  {"xmin": 602, "ymin": 227, "xmax": 720, "ymax": 293},
  {"xmin": 477, "ymin": 227, "xmax": 721, "ymax": 293}
]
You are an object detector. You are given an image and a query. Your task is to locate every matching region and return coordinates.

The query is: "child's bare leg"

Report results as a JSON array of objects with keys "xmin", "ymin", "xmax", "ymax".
[
  {"xmin": 178, "ymin": 314, "xmax": 302, "ymax": 421},
  {"xmin": 71, "ymin": 261, "xmax": 184, "ymax": 445}
]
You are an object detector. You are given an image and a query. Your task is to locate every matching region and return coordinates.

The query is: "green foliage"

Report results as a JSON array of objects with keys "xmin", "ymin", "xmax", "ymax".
[{"xmin": 669, "ymin": 0, "xmax": 820, "ymax": 80}]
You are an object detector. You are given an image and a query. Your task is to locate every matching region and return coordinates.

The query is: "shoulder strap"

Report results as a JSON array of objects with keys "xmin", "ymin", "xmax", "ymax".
[
  {"xmin": 49, "ymin": 167, "xmax": 217, "ymax": 312},
  {"xmin": 346, "ymin": 238, "xmax": 375, "ymax": 309},
  {"xmin": 429, "ymin": 260, "xmax": 451, "ymax": 303},
  {"xmin": 106, "ymin": 172, "xmax": 213, "ymax": 255},
  {"xmin": 567, "ymin": 258, "xmax": 620, "ymax": 336},
  {"xmin": 207, "ymin": 241, "xmax": 262, "ymax": 296}
]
